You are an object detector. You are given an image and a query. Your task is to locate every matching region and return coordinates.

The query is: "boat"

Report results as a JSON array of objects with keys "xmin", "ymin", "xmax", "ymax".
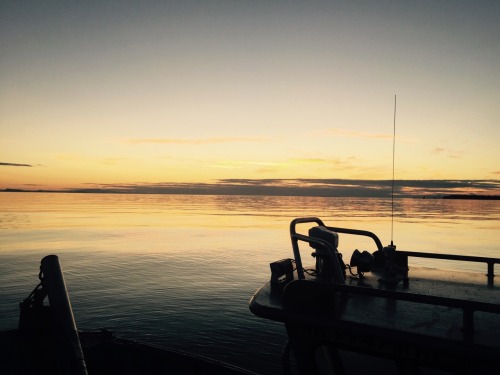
[
  {"xmin": 249, "ymin": 217, "xmax": 500, "ymax": 374},
  {"xmin": 0, "ymin": 255, "xmax": 257, "ymax": 375}
]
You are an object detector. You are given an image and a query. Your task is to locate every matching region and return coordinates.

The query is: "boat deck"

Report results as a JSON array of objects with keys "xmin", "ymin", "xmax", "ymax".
[{"xmin": 250, "ymin": 266, "xmax": 500, "ymax": 373}]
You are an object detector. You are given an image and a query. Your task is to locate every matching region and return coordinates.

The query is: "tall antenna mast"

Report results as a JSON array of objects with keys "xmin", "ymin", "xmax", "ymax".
[{"xmin": 391, "ymin": 95, "xmax": 396, "ymax": 247}]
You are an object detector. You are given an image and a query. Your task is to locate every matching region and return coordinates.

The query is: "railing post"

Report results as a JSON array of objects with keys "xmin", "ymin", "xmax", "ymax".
[
  {"xmin": 486, "ymin": 261, "xmax": 495, "ymax": 284},
  {"xmin": 291, "ymin": 237, "xmax": 305, "ymax": 280},
  {"xmin": 41, "ymin": 255, "xmax": 88, "ymax": 375}
]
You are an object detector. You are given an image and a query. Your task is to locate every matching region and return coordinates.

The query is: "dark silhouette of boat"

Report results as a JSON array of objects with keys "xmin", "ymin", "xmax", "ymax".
[
  {"xmin": 249, "ymin": 217, "xmax": 500, "ymax": 374},
  {"xmin": 0, "ymin": 255, "xmax": 256, "ymax": 375}
]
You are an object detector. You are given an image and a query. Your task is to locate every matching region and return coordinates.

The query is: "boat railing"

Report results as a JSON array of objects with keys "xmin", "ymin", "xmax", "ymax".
[
  {"xmin": 290, "ymin": 232, "xmax": 345, "ymax": 282},
  {"xmin": 284, "ymin": 279, "xmax": 500, "ymax": 344},
  {"xmin": 290, "ymin": 217, "xmax": 384, "ymax": 251},
  {"xmin": 290, "ymin": 217, "xmax": 500, "ymax": 285},
  {"xmin": 290, "ymin": 217, "xmax": 384, "ymax": 283},
  {"xmin": 397, "ymin": 251, "xmax": 499, "ymax": 284}
]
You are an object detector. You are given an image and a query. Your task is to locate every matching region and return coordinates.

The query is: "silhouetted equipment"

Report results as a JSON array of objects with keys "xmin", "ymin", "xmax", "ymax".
[
  {"xmin": 349, "ymin": 249, "xmax": 374, "ymax": 273},
  {"xmin": 250, "ymin": 217, "xmax": 500, "ymax": 375},
  {"xmin": 308, "ymin": 225, "xmax": 346, "ymax": 282},
  {"xmin": 270, "ymin": 258, "xmax": 294, "ymax": 287},
  {"xmin": 18, "ymin": 254, "xmax": 87, "ymax": 375}
]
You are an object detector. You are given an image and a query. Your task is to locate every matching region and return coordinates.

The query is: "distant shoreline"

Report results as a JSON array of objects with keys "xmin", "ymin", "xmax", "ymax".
[
  {"xmin": 2, "ymin": 188, "xmax": 500, "ymax": 200},
  {"xmin": 441, "ymin": 194, "xmax": 500, "ymax": 200}
]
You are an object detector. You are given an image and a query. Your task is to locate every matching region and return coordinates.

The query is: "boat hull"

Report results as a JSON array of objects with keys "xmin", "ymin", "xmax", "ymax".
[{"xmin": 0, "ymin": 329, "xmax": 257, "ymax": 375}]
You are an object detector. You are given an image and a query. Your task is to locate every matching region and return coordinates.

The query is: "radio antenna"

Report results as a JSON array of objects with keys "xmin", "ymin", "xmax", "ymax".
[{"xmin": 391, "ymin": 95, "xmax": 396, "ymax": 247}]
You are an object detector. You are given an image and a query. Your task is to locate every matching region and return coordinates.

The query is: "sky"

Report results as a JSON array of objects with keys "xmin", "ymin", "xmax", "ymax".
[{"xmin": 1, "ymin": 1, "xmax": 499, "ymax": 196}]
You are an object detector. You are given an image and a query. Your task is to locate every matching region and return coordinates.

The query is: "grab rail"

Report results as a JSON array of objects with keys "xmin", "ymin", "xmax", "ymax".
[
  {"xmin": 398, "ymin": 251, "xmax": 500, "ymax": 285},
  {"xmin": 290, "ymin": 217, "xmax": 499, "ymax": 284},
  {"xmin": 290, "ymin": 217, "xmax": 384, "ymax": 251},
  {"xmin": 290, "ymin": 217, "xmax": 384, "ymax": 282},
  {"xmin": 284, "ymin": 279, "xmax": 500, "ymax": 343}
]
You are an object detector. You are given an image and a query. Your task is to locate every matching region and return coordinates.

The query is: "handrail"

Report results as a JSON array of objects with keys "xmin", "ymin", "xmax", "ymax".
[
  {"xmin": 305, "ymin": 280, "xmax": 500, "ymax": 343},
  {"xmin": 284, "ymin": 279, "xmax": 500, "ymax": 344},
  {"xmin": 290, "ymin": 218, "xmax": 499, "ymax": 282},
  {"xmin": 289, "ymin": 218, "xmax": 384, "ymax": 282},
  {"xmin": 40, "ymin": 255, "xmax": 88, "ymax": 375},
  {"xmin": 290, "ymin": 217, "xmax": 346, "ymax": 282},
  {"xmin": 397, "ymin": 251, "xmax": 500, "ymax": 283},
  {"xmin": 290, "ymin": 218, "xmax": 325, "ymax": 280},
  {"xmin": 291, "ymin": 233, "xmax": 346, "ymax": 283},
  {"xmin": 290, "ymin": 217, "xmax": 326, "ymax": 231},
  {"xmin": 289, "ymin": 217, "xmax": 384, "ymax": 251},
  {"xmin": 323, "ymin": 226, "xmax": 384, "ymax": 251}
]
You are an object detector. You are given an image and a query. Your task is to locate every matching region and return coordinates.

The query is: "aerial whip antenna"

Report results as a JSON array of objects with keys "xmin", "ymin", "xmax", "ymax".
[{"xmin": 391, "ymin": 95, "xmax": 396, "ymax": 247}]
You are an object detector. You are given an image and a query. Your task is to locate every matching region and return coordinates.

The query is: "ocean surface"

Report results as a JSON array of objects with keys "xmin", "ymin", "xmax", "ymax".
[{"xmin": 1, "ymin": 192, "xmax": 499, "ymax": 374}]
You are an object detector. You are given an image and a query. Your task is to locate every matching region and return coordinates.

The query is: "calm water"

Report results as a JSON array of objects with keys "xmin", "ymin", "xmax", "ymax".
[{"xmin": 1, "ymin": 192, "xmax": 499, "ymax": 374}]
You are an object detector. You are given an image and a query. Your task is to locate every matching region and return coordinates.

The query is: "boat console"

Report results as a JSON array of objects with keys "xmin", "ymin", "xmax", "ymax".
[{"xmin": 249, "ymin": 217, "xmax": 500, "ymax": 374}]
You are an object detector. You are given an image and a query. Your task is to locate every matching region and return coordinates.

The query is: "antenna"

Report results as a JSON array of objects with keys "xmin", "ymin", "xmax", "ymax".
[{"xmin": 391, "ymin": 95, "xmax": 396, "ymax": 247}]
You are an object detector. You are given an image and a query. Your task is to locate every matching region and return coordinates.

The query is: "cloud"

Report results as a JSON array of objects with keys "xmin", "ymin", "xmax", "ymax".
[
  {"xmin": 321, "ymin": 128, "xmax": 393, "ymax": 140},
  {"xmin": 127, "ymin": 137, "xmax": 266, "ymax": 145},
  {"xmin": 206, "ymin": 157, "xmax": 357, "ymax": 174},
  {"xmin": 212, "ymin": 178, "xmax": 500, "ymax": 197},
  {"xmin": 207, "ymin": 160, "xmax": 288, "ymax": 170},
  {"xmin": 98, "ymin": 157, "xmax": 130, "ymax": 165},
  {"xmin": 14, "ymin": 179, "xmax": 499, "ymax": 197},
  {"xmin": 431, "ymin": 147, "xmax": 464, "ymax": 159},
  {"xmin": 54, "ymin": 154, "xmax": 83, "ymax": 161},
  {"xmin": 289, "ymin": 158, "xmax": 335, "ymax": 165},
  {"xmin": 432, "ymin": 148, "xmax": 446, "ymax": 154},
  {"xmin": 0, "ymin": 162, "xmax": 32, "ymax": 167}
]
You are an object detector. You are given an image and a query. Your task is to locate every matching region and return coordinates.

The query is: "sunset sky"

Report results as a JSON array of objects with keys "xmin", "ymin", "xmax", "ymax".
[{"xmin": 1, "ymin": 1, "xmax": 499, "ymax": 194}]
